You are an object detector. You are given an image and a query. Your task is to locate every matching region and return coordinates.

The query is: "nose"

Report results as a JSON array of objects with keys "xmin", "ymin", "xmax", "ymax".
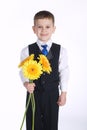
[{"xmin": 41, "ymin": 27, "xmax": 46, "ymax": 32}]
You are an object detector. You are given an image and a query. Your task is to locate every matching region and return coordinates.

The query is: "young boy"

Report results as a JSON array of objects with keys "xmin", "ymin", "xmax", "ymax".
[{"xmin": 19, "ymin": 10, "xmax": 69, "ymax": 130}]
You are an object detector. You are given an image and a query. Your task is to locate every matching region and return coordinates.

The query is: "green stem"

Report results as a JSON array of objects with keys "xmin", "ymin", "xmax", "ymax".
[
  {"xmin": 20, "ymin": 93, "xmax": 31, "ymax": 130},
  {"xmin": 20, "ymin": 80, "xmax": 35, "ymax": 130},
  {"xmin": 31, "ymin": 93, "xmax": 35, "ymax": 130}
]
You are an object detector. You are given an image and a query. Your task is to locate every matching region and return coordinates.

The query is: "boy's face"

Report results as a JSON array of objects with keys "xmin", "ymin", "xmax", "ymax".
[{"xmin": 32, "ymin": 18, "xmax": 56, "ymax": 42}]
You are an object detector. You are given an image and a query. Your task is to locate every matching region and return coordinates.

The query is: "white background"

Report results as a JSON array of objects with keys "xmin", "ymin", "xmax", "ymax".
[{"xmin": 0, "ymin": 0, "xmax": 87, "ymax": 130}]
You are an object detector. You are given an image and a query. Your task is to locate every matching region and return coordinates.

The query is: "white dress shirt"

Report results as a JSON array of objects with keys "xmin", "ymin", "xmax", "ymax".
[{"xmin": 19, "ymin": 39, "xmax": 69, "ymax": 92}]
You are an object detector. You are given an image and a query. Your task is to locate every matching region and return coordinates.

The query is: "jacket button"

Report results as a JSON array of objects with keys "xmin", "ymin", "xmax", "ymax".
[
  {"xmin": 41, "ymin": 114, "xmax": 43, "ymax": 118},
  {"xmin": 42, "ymin": 81, "xmax": 45, "ymax": 84}
]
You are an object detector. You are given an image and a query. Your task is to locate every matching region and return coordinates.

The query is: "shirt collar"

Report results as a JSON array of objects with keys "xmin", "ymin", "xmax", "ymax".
[{"xmin": 36, "ymin": 39, "xmax": 52, "ymax": 51}]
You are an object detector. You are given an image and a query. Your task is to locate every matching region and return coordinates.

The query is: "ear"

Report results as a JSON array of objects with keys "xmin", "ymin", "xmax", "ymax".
[
  {"xmin": 32, "ymin": 26, "xmax": 36, "ymax": 33},
  {"xmin": 53, "ymin": 26, "xmax": 56, "ymax": 33}
]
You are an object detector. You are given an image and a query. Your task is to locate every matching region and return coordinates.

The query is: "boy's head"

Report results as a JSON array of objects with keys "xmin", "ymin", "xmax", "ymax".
[
  {"xmin": 34, "ymin": 10, "xmax": 55, "ymax": 25},
  {"xmin": 32, "ymin": 10, "xmax": 56, "ymax": 42}
]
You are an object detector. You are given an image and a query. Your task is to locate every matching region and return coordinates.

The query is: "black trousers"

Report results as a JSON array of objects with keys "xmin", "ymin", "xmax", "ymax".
[{"xmin": 26, "ymin": 88, "xmax": 59, "ymax": 130}]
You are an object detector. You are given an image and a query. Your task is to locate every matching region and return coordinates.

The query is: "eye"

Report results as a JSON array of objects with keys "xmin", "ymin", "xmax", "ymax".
[
  {"xmin": 46, "ymin": 26, "xmax": 50, "ymax": 29},
  {"xmin": 38, "ymin": 26, "xmax": 42, "ymax": 28}
]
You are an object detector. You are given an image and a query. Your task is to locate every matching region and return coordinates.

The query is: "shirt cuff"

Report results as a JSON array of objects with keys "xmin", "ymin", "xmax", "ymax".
[
  {"xmin": 60, "ymin": 82, "xmax": 68, "ymax": 92},
  {"xmin": 19, "ymin": 70, "xmax": 29, "ymax": 83}
]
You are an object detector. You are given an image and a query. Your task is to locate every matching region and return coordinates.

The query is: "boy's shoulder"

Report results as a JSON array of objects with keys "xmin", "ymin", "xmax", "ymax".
[
  {"xmin": 52, "ymin": 43, "xmax": 61, "ymax": 50},
  {"xmin": 28, "ymin": 42, "xmax": 37, "ymax": 46},
  {"xmin": 52, "ymin": 42, "xmax": 61, "ymax": 46},
  {"xmin": 52, "ymin": 43, "xmax": 67, "ymax": 53},
  {"xmin": 22, "ymin": 42, "xmax": 36, "ymax": 50}
]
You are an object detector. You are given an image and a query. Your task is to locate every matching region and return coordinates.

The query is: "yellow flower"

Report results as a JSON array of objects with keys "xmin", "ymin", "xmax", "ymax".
[
  {"xmin": 18, "ymin": 54, "xmax": 34, "ymax": 68},
  {"xmin": 18, "ymin": 54, "xmax": 52, "ymax": 130},
  {"xmin": 22, "ymin": 60, "xmax": 43, "ymax": 80},
  {"xmin": 39, "ymin": 54, "xmax": 52, "ymax": 74}
]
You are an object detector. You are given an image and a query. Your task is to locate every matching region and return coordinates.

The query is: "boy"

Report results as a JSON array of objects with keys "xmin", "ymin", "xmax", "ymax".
[{"xmin": 19, "ymin": 10, "xmax": 69, "ymax": 130}]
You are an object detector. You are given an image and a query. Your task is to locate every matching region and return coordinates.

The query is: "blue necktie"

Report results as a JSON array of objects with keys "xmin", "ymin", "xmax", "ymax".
[{"xmin": 41, "ymin": 45, "xmax": 48, "ymax": 55}]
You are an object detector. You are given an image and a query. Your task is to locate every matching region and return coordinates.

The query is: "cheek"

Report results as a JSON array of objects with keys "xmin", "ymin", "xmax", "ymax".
[
  {"xmin": 34, "ymin": 30, "xmax": 41, "ymax": 36},
  {"xmin": 50, "ymin": 29, "xmax": 55, "ymax": 34},
  {"xmin": 49, "ymin": 29, "xmax": 54, "ymax": 34},
  {"xmin": 33, "ymin": 29, "xmax": 38, "ymax": 34}
]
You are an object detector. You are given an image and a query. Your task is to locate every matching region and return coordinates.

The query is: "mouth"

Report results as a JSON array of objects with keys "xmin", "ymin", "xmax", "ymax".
[{"xmin": 41, "ymin": 34, "xmax": 48, "ymax": 36}]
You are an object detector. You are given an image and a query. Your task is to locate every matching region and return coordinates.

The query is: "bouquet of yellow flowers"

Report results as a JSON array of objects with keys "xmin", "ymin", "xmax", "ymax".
[{"xmin": 18, "ymin": 54, "xmax": 52, "ymax": 130}]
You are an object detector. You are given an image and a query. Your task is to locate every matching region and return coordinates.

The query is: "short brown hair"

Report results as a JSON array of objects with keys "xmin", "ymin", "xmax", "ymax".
[{"xmin": 34, "ymin": 10, "xmax": 55, "ymax": 25}]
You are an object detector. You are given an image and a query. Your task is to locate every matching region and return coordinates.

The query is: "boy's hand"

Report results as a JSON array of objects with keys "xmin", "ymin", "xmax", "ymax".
[
  {"xmin": 24, "ymin": 82, "xmax": 36, "ymax": 93},
  {"xmin": 57, "ymin": 92, "xmax": 67, "ymax": 106}
]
